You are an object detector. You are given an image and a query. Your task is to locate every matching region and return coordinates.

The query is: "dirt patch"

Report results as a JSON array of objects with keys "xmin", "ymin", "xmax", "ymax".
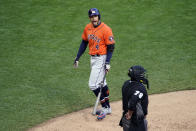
[{"xmin": 29, "ymin": 90, "xmax": 196, "ymax": 131}]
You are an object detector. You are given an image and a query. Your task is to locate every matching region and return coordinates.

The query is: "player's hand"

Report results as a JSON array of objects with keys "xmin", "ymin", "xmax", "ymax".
[
  {"xmin": 105, "ymin": 64, "xmax": 110, "ymax": 73},
  {"xmin": 125, "ymin": 112, "xmax": 132, "ymax": 120},
  {"xmin": 73, "ymin": 60, "xmax": 79, "ymax": 68},
  {"xmin": 125, "ymin": 110, "xmax": 133, "ymax": 120}
]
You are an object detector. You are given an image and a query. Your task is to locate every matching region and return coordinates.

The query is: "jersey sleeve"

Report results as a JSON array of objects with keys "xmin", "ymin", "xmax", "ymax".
[{"xmin": 104, "ymin": 27, "xmax": 115, "ymax": 45}]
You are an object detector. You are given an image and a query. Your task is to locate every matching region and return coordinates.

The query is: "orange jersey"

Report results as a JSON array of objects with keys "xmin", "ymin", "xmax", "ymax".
[{"xmin": 82, "ymin": 22, "xmax": 115, "ymax": 55}]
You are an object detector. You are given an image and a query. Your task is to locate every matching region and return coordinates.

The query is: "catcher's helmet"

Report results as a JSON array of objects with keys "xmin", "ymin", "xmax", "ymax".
[
  {"xmin": 128, "ymin": 65, "xmax": 149, "ymax": 89},
  {"xmin": 88, "ymin": 8, "xmax": 101, "ymax": 19}
]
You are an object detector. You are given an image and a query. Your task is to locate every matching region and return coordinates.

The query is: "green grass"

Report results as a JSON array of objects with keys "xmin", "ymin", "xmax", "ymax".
[{"xmin": 0, "ymin": 0, "xmax": 195, "ymax": 130}]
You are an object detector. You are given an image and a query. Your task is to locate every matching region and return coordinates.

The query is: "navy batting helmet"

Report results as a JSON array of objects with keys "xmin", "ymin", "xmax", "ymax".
[
  {"xmin": 88, "ymin": 8, "xmax": 101, "ymax": 19},
  {"xmin": 128, "ymin": 65, "xmax": 149, "ymax": 89}
]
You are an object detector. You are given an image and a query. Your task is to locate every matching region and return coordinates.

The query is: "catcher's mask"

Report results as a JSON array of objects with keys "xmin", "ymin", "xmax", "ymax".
[
  {"xmin": 88, "ymin": 8, "xmax": 101, "ymax": 19},
  {"xmin": 128, "ymin": 65, "xmax": 149, "ymax": 89}
]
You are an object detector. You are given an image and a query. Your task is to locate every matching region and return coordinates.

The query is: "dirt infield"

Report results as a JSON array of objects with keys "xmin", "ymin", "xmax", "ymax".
[{"xmin": 29, "ymin": 90, "xmax": 196, "ymax": 131}]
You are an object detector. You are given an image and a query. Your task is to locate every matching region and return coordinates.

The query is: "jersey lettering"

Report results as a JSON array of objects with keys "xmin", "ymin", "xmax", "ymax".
[{"xmin": 88, "ymin": 34, "xmax": 101, "ymax": 43}]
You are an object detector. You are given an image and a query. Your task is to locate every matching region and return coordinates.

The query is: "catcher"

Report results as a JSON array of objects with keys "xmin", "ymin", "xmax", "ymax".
[{"xmin": 119, "ymin": 65, "xmax": 149, "ymax": 131}]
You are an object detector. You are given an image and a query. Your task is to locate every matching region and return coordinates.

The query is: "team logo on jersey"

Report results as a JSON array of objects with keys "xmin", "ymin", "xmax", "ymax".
[
  {"xmin": 109, "ymin": 36, "xmax": 114, "ymax": 42},
  {"xmin": 88, "ymin": 34, "xmax": 101, "ymax": 43}
]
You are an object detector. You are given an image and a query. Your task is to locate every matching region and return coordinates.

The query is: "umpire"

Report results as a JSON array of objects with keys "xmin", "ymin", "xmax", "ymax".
[{"xmin": 119, "ymin": 65, "xmax": 149, "ymax": 131}]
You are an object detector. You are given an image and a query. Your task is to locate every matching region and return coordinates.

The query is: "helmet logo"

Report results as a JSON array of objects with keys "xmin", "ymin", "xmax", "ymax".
[{"xmin": 88, "ymin": 8, "xmax": 101, "ymax": 19}]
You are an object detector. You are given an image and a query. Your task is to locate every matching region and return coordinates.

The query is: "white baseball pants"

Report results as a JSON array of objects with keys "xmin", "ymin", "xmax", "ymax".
[{"xmin": 89, "ymin": 55, "xmax": 107, "ymax": 90}]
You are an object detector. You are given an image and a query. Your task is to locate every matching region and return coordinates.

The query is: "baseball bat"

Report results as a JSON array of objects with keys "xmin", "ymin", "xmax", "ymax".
[
  {"xmin": 92, "ymin": 70, "xmax": 106, "ymax": 115},
  {"xmin": 92, "ymin": 88, "xmax": 102, "ymax": 115}
]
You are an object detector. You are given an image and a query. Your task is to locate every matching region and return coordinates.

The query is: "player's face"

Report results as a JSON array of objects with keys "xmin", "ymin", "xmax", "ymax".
[{"xmin": 89, "ymin": 15, "xmax": 99, "ymax": 26}]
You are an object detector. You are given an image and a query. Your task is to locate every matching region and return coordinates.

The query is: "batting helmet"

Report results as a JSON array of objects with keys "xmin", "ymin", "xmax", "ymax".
[
  {"xmin": 128, "ymin": 65, "xmax": 149, "ymax": 89},
  {"xmin": 88, "ymin": 8, "xmax": 101, "ymax": 19}
]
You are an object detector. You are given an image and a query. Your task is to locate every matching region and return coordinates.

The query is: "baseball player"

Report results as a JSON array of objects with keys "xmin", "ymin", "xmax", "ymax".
[
  {"xmin": 119, "ymin": 65, "xmax": 149, "ymax": 131},
  {"xmin": 73, "ymin": 8, "xmax": 115, "ymax": 120}
]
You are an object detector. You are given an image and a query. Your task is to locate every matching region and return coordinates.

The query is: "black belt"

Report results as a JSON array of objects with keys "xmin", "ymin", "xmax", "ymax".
[{"xmin": 91, "ymin": 54, "xmax": 100, "ymax": 57}]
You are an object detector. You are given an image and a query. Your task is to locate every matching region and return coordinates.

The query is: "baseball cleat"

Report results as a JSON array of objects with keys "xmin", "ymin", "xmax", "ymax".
[
  {"xmin": 96, "ymin": 110, "xmax": 102, "ymax": 115},
  {"xmin": 97, "ymin": 112, "xmax": 106, "ymax": 120},
  {"xmin": 96, "ymin": 107, "xmax": 112, "ymax": 120},
  {"xmin": 96, "ymin": 107, "xmax": 112, "ymax": 115},
  {"xmin": 105, "ymin": 107, "xmax": 112, "ymax": 115}
]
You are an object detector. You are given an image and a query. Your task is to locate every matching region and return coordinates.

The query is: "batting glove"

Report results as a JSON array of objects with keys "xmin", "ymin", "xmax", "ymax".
[
  {"xmin": 73, "ymin": 58, "xmax": 79, "ymax": 68},
  {"xmin": 105, "ymin": 64, "xmax": 110, "ymax": 73}
]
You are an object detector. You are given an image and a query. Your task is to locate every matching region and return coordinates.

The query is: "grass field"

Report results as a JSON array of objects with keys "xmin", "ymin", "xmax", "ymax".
[{"xmin": 0, "ymin": 0, "xmax": 196, "ymax": 130}]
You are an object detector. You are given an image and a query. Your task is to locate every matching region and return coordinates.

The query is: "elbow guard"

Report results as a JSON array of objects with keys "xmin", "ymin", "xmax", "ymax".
[{"xmin": 107, "ymin": 44, "xmax": 115, "ymax": 52}]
